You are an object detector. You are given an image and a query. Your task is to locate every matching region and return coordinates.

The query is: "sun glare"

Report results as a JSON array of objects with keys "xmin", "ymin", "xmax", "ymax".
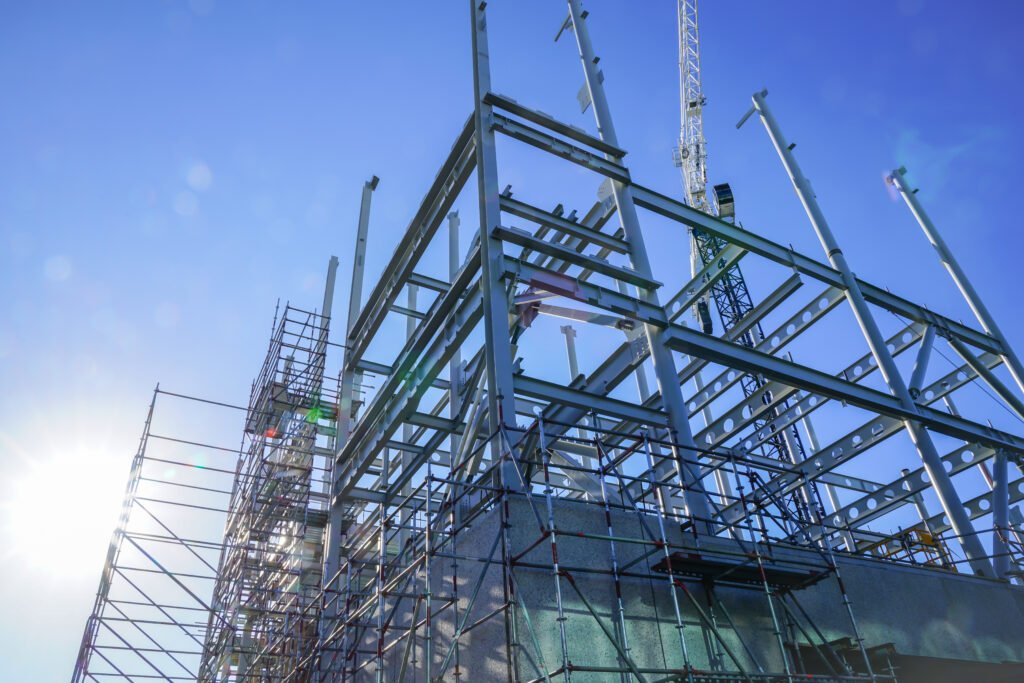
[{"xmin": 3, "ymin": 452, "xmax": 125, "ymax": 578}]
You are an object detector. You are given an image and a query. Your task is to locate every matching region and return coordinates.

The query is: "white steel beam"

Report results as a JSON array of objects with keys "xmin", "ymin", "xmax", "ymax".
[
  {"xmin": 491, "ymin": 113, "xmax": 631, "ymax": 184},
  {"xmin": 499, "ymin": 194, "xmax": 630, "ymax": 254},
  {"xmin": 745, "ymin": 89, "xmax": 992, "ymax": 576},
  {"xmin": 514, "ymin": 374, "xmax": 668, "ymax": 428},
  {"xmin": 471, "ymin": 1, "xmax": 520, "ymax": 470},
  {"xmin": 494, "ymin": 225, "xmax": 660, "ymax": 289},
  {"xmin": 889, "ymin": 166, "xmax": 1024, "ymax": 394},
  {"xmin": 728, "ymin": 353, "xmax": 1004, "ymax": 531},
  {"xmin": 829, "ymin": 442, "xmax": 996, "ymax": 537},
  {"xmin": 567, "ymin": 0, "xmax": 712, "ymax": 524},
  {"xmin": 484, "ymin": 90, "xmax": 627, "ymax": 158},
  {"xmin": 924, "ymin": 474, "xmax": 1024, "ymax": 538}
]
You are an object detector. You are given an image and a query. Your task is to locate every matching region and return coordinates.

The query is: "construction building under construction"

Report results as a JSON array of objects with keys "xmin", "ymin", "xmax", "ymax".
[{"xmin": 71, "ymin": 2, "xmax": 1024, "ymax": 682}]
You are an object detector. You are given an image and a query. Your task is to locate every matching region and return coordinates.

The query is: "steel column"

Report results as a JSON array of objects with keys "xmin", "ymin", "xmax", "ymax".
[
  {"xmin": 994, "ymin": 450, "xmax": 1011, "ymax": 579},
  {"xmin": 449, "ymin": 211, "xmax": 464, "ymax": 460},
  {"xmin": 746, "ymin": 89, "xmax": 993, "ymax": 576},
  {"xmin": 908, "ymin": 325, "xmax": 935, "ymax": 401},
  {"xmin": 889, "ymin": 166, "xmax": 1024, "ymax": 397},
  {"xmin": 325, "ymin": 175, "xmax": 379, "ymax": 609},
  {"xmin": 470, "ymin": 1, "xmax": 520, "ymax": 470},
  {"xmin": 566, "ymin": 0, "xmax": 713, "ymax": 526}
]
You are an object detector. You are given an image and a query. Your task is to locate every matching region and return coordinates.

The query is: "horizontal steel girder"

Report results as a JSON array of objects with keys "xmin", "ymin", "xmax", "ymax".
[
  {"xmin": 408, "ymin": 272, "xmax": 450, "ymax": 293},
  {"xmin": 597, "ymin": 283, "xmax": 847, "ymax": 454},
  {"xmin": 841, "ymin": 443, "xmax": 996, "ymax": 534},
  {"xmin": 715, "ymin": 352, "xmax": 1007, "ymax": 526},
  {"xmin": 732, "ymin": 323, "xmax": 923, "ymax": 455},
  {"xmin": 500, "ymin": 254, "xmax": 1024, "ymax": 470},
  {"xmin": 499, "ymin": 194, "xmax": 629, "ymax": 254},
  {"xmin": 925, "ymin": 475, "xmax": 1024, "ymax": 536},
  {"xmin": 688, "ymin": 284, "xmax": 846, "ymax": 416},
  {"xmin": 491, "ymin": 112, "xmax": 631, "ymax": 183},
  {"xmin": 483, "ymin": 91, "xmax": 627, "ymax": 158},
  {"xmin": 664, "ymin": 243, "xmax": 747, "ymax": 323},
  {"xmin": 514, "ymin": 374, "xmax": 668, "ymax": 428},
  {"xmin": 495, "ymin": 225, "xmax": 659, "ymax": 290},
  {"xmin": 531, "ymin": 197, "xmax": 618, "ymax": 275},
  {"xmin": 355, "ymin": 359, "xmax": 450, "ymax": 391},
  {"xmin": 694, "ymin": 324, "xmax": 922, "ymax": 457},
  {"xmin": 630, "ymin": 183, "xmax": 1004, "ymax": 357},
  {"xmin": 663, "ymin": 325, "xmax": 1024, "ymax": 453}
]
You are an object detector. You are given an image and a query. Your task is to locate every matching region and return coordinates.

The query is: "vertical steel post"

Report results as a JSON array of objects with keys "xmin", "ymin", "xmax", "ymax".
[
  {"xmin": 399, "ymin": 284, "xmax": 419, "ymax": 550},
  {"xmin": 901, "ymin": 467, "xmax": 934, "ymax": 534},
  {"xmin": 324, "ymin": 175, "xmax": 379, "ymax": 647},
  {"xmin": 969, "ymin": 442, "xmax": 1024, "ymax": 566},
  {"xmin": 746, "ymin": 90, "xmax": 993, "ymax": 576},
  {"xmin": 908, "ymin": 325, "xmax": 935, "ymax": 401},
  {"xmin": 321, "ymin": 255, "xmax": 339, "ymax": 333},
  {"xmin": 889, "ymin": 166, "xmax": 1024, "ymax": 397},
  {"xmin": 993, "ymin": 450, "xmax": 1010, "ymax": 579},
  {"xmin": 337, "ymin": 176, "xmax": 378, "ymax": 448},
  {"xmin": 447, "ymin": 211, "xmax": 466, "ymax": 675},
  {"xmin": 566, "ymin": 0, "xmax": 713, "ymax": 527},
  {"xmin": 448, "ymin": 210, "xmax": 463, "ymax": 440},
  {"xmin": 470, "ymin": 1, "xmax": 521, "ymax": 479},
  {"xmin": 560, "ymin": 324, "xmax": 581, "ymax": 380},
  {"xmin": 319, "ymin": 255, "xmax": 340, "ymax": 499},
  {"xmin": 561, "ymin": 324, "xmax": 596, "ymax": 470}
]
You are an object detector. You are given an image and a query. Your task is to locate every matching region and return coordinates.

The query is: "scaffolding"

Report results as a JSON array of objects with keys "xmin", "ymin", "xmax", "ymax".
[
  {"xmin": 199, "ymin": 304, "xmax": 337, "ymax": 681},
  {"xmin": 70, "ymin": 387, "xmax": 243, "ymax": 683},
  {"xmin": 309, "ymin": 423, "xmax": 914, "ymax": 682},
  {"xmin": 70, "ymin": 304, "xmax": 339, "ymax": 683},
  {"xmin": 72, "ymin": 3, "xmax": 1024, "ymax": 682}
]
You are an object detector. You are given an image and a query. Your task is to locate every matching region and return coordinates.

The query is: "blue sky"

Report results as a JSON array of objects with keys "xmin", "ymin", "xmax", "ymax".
[{"xmin": 3, "ymin": 1, "xmax": 1024, "ymax": 680}]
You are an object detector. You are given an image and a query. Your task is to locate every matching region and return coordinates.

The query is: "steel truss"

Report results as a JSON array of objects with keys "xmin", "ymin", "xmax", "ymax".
[{"xmin": 72, "ymin": 2, "xmax": 1024, "ymax": 682}]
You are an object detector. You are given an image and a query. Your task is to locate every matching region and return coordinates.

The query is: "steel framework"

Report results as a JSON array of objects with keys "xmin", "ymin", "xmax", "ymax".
[{"xmin": 71, "ymin": 3, "xmax": 1024, "ymax": 682}]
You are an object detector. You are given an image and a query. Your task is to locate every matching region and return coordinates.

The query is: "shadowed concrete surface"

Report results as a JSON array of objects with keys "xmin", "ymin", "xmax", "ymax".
[{"xmin": 365, "ymin": 495, "xmax": 1024, "ymax": 681}]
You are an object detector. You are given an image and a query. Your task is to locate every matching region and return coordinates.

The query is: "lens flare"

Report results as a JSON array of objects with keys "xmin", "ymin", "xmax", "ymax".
[{"xmin": 2, "ymin": 452, "xmax": 124, "ymax": 577}]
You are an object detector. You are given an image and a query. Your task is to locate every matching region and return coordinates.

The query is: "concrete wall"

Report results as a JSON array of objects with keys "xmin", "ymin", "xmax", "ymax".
[{"xmin": 356, "ymin": 495, "xmax": 1024, "ymax": 681}]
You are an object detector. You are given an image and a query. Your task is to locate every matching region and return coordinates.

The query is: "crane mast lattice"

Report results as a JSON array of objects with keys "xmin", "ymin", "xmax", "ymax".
[{"xmin": 676, "ymin": 0, "xmax": 810, "ymax": 505}]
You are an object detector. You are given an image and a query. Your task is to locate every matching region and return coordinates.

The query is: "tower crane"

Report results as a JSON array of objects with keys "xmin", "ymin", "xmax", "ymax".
[{"xmin": 675, "ymin": 0, "xmax": 812, "ymax": 524}]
